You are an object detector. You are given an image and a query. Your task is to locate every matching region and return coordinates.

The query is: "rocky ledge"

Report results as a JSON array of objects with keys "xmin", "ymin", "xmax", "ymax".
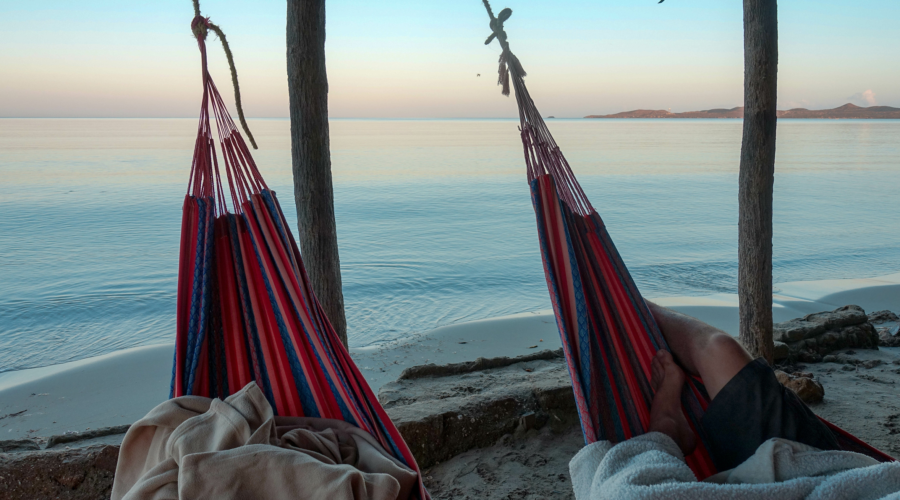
[
  {"xmin": 0, "ymin": 444, "xmax": 118, "ymax": 499},
  {"xmin": 773, "ymin": 305, "xmax": 889, "ymax": 362},
  {"xmin": 0, "ymin": 426, "xmax": 129, "ymax": 499},
  {"xmin": 378, "ymin": 348, "xmax": 579, "ymax": 468}
]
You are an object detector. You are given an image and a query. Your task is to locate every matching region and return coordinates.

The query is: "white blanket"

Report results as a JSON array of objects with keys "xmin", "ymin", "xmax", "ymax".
[
  {"xmin": 112, "ymin": 382, "xmax": 417, "ymax": 500},
  {"xmin": 570, "ymin": 431, "xmax": 900, "ymax": 499}
]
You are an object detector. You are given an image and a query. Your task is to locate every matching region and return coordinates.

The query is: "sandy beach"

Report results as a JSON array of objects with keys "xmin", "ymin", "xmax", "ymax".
[
  {"xmin": 421, "ymin": 345, "xmax": 900, "ymax": 500},
  {"xmin": 1, "ymin": 272, "xmax": 898, "ymax": 499},
  {"xmin": 1, "ymin": 272, "xmax": 897, "ymax": 442}
]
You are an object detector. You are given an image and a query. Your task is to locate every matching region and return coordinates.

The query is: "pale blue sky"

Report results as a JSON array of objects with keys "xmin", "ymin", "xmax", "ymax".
[{"xmin": 1, "ymin": 0, "xmax": 897, "ymax": 118}]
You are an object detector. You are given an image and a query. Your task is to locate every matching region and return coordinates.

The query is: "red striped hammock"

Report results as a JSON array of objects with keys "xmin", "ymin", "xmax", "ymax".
[
  {"xmin": 487, "ymin": 8, "xmax": 894, "ymax": 479},
  {"xmin": 171, "ymin": 16, "xmax": 428, "ymax": 499}
]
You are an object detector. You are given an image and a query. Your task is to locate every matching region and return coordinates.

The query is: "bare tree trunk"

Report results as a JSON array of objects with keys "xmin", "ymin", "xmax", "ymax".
[
  {"xmin": 286, "ymin": 0, "xmax": 348, "ymax": 347},
  {"xmin": 738, "ymin": 0, "xmax": 778, "ymax": 363}
]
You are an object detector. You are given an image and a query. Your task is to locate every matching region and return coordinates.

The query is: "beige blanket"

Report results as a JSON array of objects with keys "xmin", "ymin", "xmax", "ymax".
[{"xmin": 112, "ymin": 382, "xmax": 417, "ymax": 500}]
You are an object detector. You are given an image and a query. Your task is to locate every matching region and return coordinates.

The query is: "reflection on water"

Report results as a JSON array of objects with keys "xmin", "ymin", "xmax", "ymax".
[{"xmin": 1, "ymin": 118, "xmax": 898, "ymax": 372}]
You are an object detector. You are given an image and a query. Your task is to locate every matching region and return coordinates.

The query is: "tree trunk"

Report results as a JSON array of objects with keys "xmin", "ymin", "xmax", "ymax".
[
  {"xmin": 286, "ymin": 0, "xmax": 348, "ymax": 347},
  {"xmin": 738, "ymin": 0, "xmax": 778, "ymax": 363}
]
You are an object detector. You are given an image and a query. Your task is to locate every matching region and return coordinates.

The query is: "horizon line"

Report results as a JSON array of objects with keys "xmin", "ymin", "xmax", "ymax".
[
  {"xmin": 5, "ymin": 117, "xmax": 900, "ymax": 121},
  {"xmin": 0, "ymin": 116, "xmax": 531, "ymax": 120}
]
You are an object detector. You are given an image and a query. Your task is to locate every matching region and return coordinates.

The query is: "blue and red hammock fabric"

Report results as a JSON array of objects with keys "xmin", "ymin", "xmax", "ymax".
[
  {"xmin": 171, "ymin": 16, "xmax": 428, "ymax": 499},
  {"xmin": 488, "ymin": 15, "xmax": 894, "ymax": 479}
]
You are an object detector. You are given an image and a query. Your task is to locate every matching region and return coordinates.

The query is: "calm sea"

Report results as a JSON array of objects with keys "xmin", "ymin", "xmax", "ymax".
[{"xmin": 1, "ymin": 118, "xmax": 899, "ymax": 373}]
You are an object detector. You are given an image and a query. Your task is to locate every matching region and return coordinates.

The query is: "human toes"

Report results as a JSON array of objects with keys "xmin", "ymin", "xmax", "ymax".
[
  {"xmin": 656, "ymin": 349, "xmax": 675, "ymax": 367},
  {"xmin": 656, "ymin": 350, "xmax": 686, "ymax": 382}
]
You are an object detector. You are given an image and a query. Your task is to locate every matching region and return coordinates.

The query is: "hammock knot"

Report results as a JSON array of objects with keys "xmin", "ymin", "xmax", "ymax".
[
  {"xmin": 482, "ymin": 1, "xmax": 518, "ymax": 95},
  {"xmin": 483, "ymin": 2, "xmax": 512, "ymax": 53},
  {"xmin": 188, "ymin": 9, "xmax": 258, "ymax": 150},
  {"xmin": 191, "ymin": 15, "xmax": 210, "ymax": 42}
]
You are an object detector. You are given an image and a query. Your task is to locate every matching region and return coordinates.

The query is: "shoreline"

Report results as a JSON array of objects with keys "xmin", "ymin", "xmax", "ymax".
[{"xmin": 1, "ymin": 272, "xmax": 898, "ymax": 442}]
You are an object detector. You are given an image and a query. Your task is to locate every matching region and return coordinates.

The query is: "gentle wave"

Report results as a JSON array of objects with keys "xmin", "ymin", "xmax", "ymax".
[{"xmin": 1, "ymin": 118, "xmax": 898, "ymax": 372}]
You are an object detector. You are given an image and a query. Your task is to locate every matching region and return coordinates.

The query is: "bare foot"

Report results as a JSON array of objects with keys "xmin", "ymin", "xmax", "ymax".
[{"xmin": 648, "ymin": 350, "xmax": 697, "ymax": 455}]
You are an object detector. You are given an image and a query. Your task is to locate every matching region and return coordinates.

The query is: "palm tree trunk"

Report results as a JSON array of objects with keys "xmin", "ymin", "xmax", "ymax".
[
  {"xmin": 738, "ymin": 0, "xmax": 778, "ymax": 363},
  {"xmin": 286, "ymin": 0, "xmax": 348, "ymax": 347}
]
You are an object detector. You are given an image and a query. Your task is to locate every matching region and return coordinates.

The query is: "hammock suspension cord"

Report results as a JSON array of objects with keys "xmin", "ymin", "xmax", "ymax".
[
  {"xmin": 191, "ymin": 0, "xmax": 257, "ymax": 150},
  {"xmin": 482, "ymin": 0, "xmax": 594, "ymax": 216},
  {"xmin": 186, "ymin": 13, "xmax": 268, "ymax": 216}
]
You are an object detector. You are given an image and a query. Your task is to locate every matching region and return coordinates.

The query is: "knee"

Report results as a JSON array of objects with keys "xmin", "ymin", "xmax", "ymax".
[{"xmin": 703, "ymin": 333, "xmax": 752, "ymax": 362}]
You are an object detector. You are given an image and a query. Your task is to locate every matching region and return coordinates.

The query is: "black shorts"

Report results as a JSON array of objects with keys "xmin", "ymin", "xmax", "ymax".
[{"xmin": 700, "ymin": 358, "xmax": 841, "ymax": 471}]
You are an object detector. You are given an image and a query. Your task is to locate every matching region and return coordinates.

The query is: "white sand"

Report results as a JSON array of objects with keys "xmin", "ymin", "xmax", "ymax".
[
  {"xmin": 654, "ymin": 272, "xmax": 900, "ymax": 336},
  {"xmin": 1, "ymin": 273, "xmax": 898, "ymax": 442},
  {"xmin": 423, "ymin": 346, "xmax": 900, "ymax": 500}
]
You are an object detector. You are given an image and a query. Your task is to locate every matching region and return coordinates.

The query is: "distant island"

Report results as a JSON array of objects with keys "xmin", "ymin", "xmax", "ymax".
[{"xmin": 585, "ymin": 103, "xmax": 900, "ymax": 119}]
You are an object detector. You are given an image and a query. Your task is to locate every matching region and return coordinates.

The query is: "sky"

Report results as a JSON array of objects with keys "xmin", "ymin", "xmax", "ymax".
[{"xmin": 1, "ymin": 0, "xmax": 898, "ymax": 118}]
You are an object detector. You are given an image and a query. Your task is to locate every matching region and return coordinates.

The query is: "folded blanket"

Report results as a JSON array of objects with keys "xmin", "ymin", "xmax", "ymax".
[
  {"xmin": 569, "ymin": 432, "xmax": 900, "ymax": 500},
  {"xmin": 112, "ymin": 382, "xmax": 417, "ymax": 500}
]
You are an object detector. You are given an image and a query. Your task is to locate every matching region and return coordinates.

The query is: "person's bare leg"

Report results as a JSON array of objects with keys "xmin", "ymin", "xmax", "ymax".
[
  {"xmin": 648, "ymin": 349, "xmax": 697, "ymax": 455},
  {"xmin": 646, "ymin": 301, "xmax": 754, "ymax": 400}
]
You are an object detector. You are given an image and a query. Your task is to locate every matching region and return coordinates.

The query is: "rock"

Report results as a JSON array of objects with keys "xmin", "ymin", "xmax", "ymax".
[
  {"xmin": 860, "ymin": 359, "xmax": 883, "ymax": 369},
  {"xmin": 773, "ymin": 320, "xmax": 825, "ymax": 343},
  {"xmin": 799, "ymin": 337, "xmax": 818, "ymax": 350},
  {"xmin": 0, "ymin": 439, "xmax": 40, "ymax": 453},
  {"xmin": 773, "ymin": 341, "xmax": 790, "ymax": 361},
  {"xmin": 806, "ymin": 305, "xmax": 868, "ymax": 330},
  {"xmin": 0, "ymin": 445, "xmax": 118, "ymax": 500},
  {"xmin": 868, "ymin": 310, "xmax": 900, "ymax": 324},
  {"xmin": 399, "ymin": 349, "xmax": 563, "ymax": 380},
  {"xmin": 798, "ymin": 350, "xmax": 822, "ymax": 363},
  {"xmin": 380, "ymin": 352, "xmax": 578, "ymax": 469},
  {"xmin": 774, "ymin": 370, "xmax": 824, "ymax": 404},
  {"xmin": 775, "ymin": 306, "xmax": 881, "ymax": 359},
  {"xmin": 831, "ymin": 354, "xmax": 860, "ymax": 365},
  {"xmin": 879, "ymin": 327, "xmax": 900, "ymax": 347},
  {"xmin": 857, "ymin": 324, "xmax": 881, "ymax": 348},
  {"xmin": 45, "ymin": 425, "xmax": 131, "ymax": 449},
  {"xmin": 818, "ymin": 330, "xmax": 842, "ymax": 348},
  {"xmin": 822, "ymin": 355, "xmax": 838, "ymax": 363}
]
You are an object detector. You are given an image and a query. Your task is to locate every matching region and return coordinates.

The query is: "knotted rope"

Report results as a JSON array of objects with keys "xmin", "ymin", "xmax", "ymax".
[
  {"xmin": 481, "ymin": 0, "xmax": 593, "ymax": 215},
  {"xmin": 482, "ymin": 0, "xmax": 525, "ymax": 96},
  {"xmin": 191, "ymin": 0, "xmax": 257, "ymax": 149}
]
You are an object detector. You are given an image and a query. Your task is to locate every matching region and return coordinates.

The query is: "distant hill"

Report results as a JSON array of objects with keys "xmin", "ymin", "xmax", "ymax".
[
  {"xmin": 585, "ymin": 103, "xmax": 900, "ymax": 119},
  {"xmin": 585, "ymin": 107, "xmax": 744, "ymax": 119},
  {"xmin": 777, "ymin": 103, "xmax": 900, "ymax": 118}
]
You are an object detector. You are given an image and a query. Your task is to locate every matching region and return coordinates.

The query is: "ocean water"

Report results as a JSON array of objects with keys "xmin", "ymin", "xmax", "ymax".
[{"xmin": 1, "ymin": 118, "xmax": 899, "ymax": 373}]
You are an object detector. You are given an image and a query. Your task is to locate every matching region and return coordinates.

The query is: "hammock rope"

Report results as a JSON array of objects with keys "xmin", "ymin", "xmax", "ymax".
[
  {"xmin": 191, "ymin": 0, "xmax": 257, "ymax": 149},
  {"xmin": 483, "ymin": 0, "xmax": 894, "ymax": 478},
  {"xmin": 172, "ymin": 10, "xmax": 428, "ymax": 498}
]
